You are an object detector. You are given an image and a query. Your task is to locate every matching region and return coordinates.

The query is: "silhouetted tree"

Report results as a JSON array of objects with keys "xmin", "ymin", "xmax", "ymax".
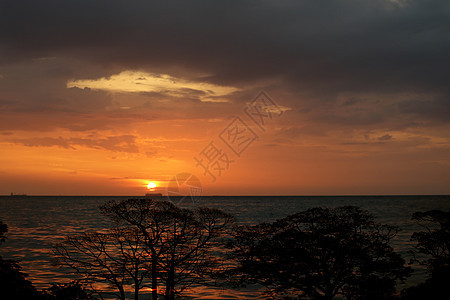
[
  {"xmin": 101, "ymin": 199, "xmax": 234, "ymax": 300},
  {"xmin": 54, "ymin": 228, "xmax": 150, "ymax": 300},
  {"xmin": 100, "ymin": 199, "xmax": 175, "ymax": 300},
  {"xmin": 0, "ymin": 220, "xmax": 45, "ymax": 299},
  {"xmin": 55, "ymin": 199, "xmax": 233, "ymax": 300},
  {"xmin": 0, "ymin": 255, "xmax": 45, "ymax": 299},
  {"xmin": 42, "ymin": 281, "xmax": 96, "ymax": 300},
  {"xmin": 402, "ymin": 210, "xmax": 449, "ymax": 299},
  {"xmin": 410, "ymin": 210, "xmax": 450, "ymax": 273},
  {"xmin": 157, "ymin": 207, "xmax": 233, "ymax": 300},
  {"xmin": 229, "ymin": 206, "xmax": 410, "ymax": 299}
]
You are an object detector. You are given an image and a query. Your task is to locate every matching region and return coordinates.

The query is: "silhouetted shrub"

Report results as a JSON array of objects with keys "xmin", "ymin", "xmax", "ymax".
[
  {"xmin": 42, "ymin": 281, "xmax": 96, "ymax": 300},
  {"xmin": 0, "ymin": 220, "xmax": 45, "ymax": 299}
]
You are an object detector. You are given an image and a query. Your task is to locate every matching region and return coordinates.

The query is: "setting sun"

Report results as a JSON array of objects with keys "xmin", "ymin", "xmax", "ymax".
[{"xmin": 147, "ymin": 182, "xmax": 157, "ymax": 190}]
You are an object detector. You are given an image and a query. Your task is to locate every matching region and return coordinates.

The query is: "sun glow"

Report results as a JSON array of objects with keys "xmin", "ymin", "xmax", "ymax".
[{"xmin": 147, "ymin": 182, "xmax": 157, "ymax": 190}]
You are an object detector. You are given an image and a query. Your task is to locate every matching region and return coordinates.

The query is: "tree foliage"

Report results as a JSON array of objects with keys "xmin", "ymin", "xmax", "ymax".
[
  {"xmin": 42, "ymin": 281, "xmax": 96, "ymax": 300},
  {"xmin": 402, "ymin": 210, "xmax": 450, "ymax": 299},
  {"xmin": 229, "ymin": 206, "xmax": 411, "ymax": 299},
  {"xmin": 411, "ymin": 210, "xmax": 450, "ymax": 272},
  {"xmin": 55, "ymin": 228, "xmax": 150, "ymax": 300},
  {"xmin": 54, "ymin": 199, "xmax": 234, "ymax": 300},
  {"xmin": 101, "ymin": 199, "xmax": 234, "ymax": 300},
  {"xmin": 0, "ymin": 255, "xmax": 44, "ymax": 299},
  {"xmin": 0, "ymin": 219, "xmax": 45, "ymax": 299}
]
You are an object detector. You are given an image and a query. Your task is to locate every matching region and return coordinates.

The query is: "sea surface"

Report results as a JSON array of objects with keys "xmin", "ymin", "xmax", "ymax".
[{"xmin": 0, "ymin": 195, "xmax": 449, "ymax": 299}]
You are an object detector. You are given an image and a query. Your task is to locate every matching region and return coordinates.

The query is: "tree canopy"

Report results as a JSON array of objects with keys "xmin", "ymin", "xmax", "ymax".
[
  {"xmin": 0, "ymin": 220, "xmax": 46, "ymax": 299},
  {"xmin": 54, "ymin": 199, "xmax": 234, "ymax": 300},
  {"xmin": 411, "ymin": 210, "xmax": 450, "ymax": 273},
  {"xmin": 55, "ymin": 228, "xmax": 149, "ymax": 300},
  {"xmin": 101, "ymin": 199, "xmax": 234, "ymax": 300},
  {"xmin": 402, "ymin": 210, "xmax": 450, "ymax": 299},
  {"xmin": 229, "ymin": 206, "xmax": 411, "ymax": 299}
]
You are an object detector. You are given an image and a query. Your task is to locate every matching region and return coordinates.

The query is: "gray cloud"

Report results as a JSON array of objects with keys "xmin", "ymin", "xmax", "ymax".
[
  {"xmin": 398, "ymin": 95, "xmax": 450, "ymax": 123},
  {"xmin": 1, "ymin": 1, "xmax": 448, "ymax": 90},
  {"xmin": 0, "ymin": 0, "xmax": 448, "ymax": 132}
]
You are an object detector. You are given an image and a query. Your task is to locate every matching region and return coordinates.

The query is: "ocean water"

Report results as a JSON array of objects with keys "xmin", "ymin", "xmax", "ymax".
[{"xmin": 0, "ymin": 195, "xmax": 449, "ymax": 299}]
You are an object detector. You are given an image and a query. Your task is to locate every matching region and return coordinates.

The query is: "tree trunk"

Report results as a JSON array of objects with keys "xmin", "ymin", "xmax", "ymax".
[
  {"xmin": 133, "ymin": 267, "xmax": 140, "ymax": 300},
  {"xmin": 165, "ymin": 264, "xmax": 175, "ymax": 300},
  {"xmin": 118, "ymin": 285, "xmax": 126, "ymax": 300},
  {"xmin": 152, "ymin": 249, "xmax": 158, "ymax": 300},
  {"xmin": 134, "ymin": 280, "xmax": 139, "ymax": 300}
]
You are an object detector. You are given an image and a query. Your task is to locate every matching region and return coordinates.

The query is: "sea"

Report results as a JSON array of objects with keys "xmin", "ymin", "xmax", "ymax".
[{"xmin": 0, "ymin": 195, "xmax": 449, "ymax": 299}]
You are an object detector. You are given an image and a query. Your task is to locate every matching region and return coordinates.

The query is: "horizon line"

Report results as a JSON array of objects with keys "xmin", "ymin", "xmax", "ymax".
[{"xmin": 1, "ymin": 194, "xmax": 449, "ymax": 197}]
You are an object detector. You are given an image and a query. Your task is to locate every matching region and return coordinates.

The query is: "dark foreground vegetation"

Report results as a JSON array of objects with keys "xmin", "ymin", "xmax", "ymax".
[{"xmin": 0, "ymin": 200, "xmax": 448, "ymax": 299}]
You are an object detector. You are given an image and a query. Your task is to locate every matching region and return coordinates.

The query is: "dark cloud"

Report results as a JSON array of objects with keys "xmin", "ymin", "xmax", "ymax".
[
  {"xmin": 0, "ymin": 0, "xmax": 448, "ymax": 132},
  {"xmin": 1, "ymin": 0, "xmax": 449, "ymax": 92},
  {"xmin": 398, "ymin": 95, "xmax": 450, "ymax": 123}
]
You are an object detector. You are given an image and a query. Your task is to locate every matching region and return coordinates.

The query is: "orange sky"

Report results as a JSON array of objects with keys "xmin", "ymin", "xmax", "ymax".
[
  {"xmin": 1, "ymin": 1, "xmax": 449, "ymax": 195},
  {"xmin": 1, "ymin": 80, "xmax": 448, "ymax": 195}
]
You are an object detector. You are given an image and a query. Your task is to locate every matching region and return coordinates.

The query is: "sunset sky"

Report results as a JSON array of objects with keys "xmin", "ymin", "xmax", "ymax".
[{"xmin": 1, "ymin": 0, "xmax": 449, "ymax": 195}]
